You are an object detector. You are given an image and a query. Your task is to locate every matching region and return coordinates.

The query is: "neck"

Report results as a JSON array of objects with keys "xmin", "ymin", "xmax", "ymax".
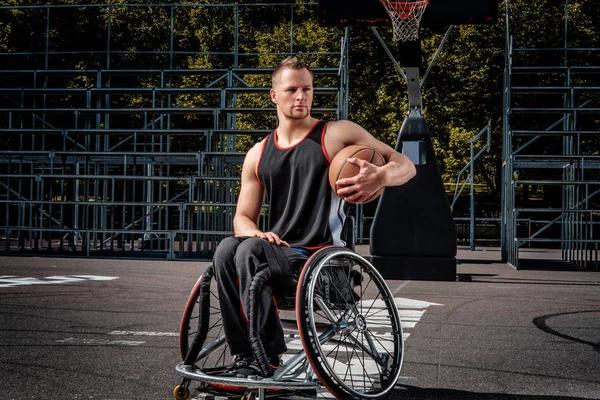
[{"xmin": 276, "ymin": 116, "xmax": 318, "ymax": 146}]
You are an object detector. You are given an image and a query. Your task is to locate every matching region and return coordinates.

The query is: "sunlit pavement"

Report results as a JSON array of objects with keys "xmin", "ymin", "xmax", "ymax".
[{"xmin": 1, "ymin": 246, "xmax": 599, "ymax": 399}]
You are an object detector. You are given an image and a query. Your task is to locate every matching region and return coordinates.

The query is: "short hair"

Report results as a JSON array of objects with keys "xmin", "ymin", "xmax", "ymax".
[{"xmin": 272, "ymin": 56, "xmax": 313, "ymax": 86}]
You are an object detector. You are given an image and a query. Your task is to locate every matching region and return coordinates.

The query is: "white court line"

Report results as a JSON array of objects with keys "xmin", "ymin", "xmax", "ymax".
[
  {"xmin": 55, "ymin": 337, "xmax": 144, "ymax": 346},
  {"xmin": 108, "ymin": 330, "xmax": 179, "ymax": 337},
  {"xmin": 0, "ymin": 275, "xmax": 118, "ymax": 288},
  {"xmin": 393, "ymin": 280, "xmax": 412, "ymax": 294},
  {"xmin": 105, "ymin": 297, "xmax": 442, "ymax": 344},
  {"xmin": 54, "ymin": 330, "xmax": 177, "ymax": 347}
]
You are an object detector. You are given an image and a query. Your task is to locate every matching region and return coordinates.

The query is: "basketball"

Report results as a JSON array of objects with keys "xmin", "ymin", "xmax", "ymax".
[{"xmin": 329, "ymin": 145, "xmax": 386, "ymax": 204}]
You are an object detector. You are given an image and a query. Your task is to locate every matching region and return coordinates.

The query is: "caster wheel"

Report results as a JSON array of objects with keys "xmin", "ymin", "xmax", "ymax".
[
  {"xmin": 173, "ymin": 384, "xmax": 190, "ymax": 400},
  {"xmin": 242, "ymin": 390, "xmax": 258, "ymax": 400}
]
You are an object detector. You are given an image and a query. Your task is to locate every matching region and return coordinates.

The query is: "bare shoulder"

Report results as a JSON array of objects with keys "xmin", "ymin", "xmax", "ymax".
[
  {"xmin": 326, "ymin": 120, "xmax": 367, "ymax": 138},
  {"xmin": 243, "ymin": 138, "xmax": 266, "ymax": 167},
  {"xmin": 324, "ymin": 120, "xmax": 378, "ymax": 157}
]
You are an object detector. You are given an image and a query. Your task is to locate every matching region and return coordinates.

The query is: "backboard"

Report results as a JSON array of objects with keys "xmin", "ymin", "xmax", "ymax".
[{"xmin": 317, "ymin": 0, "xmax": 499, "ymax": 27}]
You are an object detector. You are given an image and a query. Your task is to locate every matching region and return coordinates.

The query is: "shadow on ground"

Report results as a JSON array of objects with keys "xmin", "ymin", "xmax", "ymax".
[
  {"xmin": 395, "ymin": 385, "xmax": 592, "ymax": 399},
  {"xmin": 517, "ymin": 259, "xmax": 598, "ymax": 272}
]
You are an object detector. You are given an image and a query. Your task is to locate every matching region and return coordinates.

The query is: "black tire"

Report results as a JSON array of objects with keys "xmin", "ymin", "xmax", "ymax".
[
  {"xmin": 179, "ymin": 265, "xmax": 233, "ymax": 373},
  {"xmin": 296, "ymin": 247, "xmax": 403, "ymax": 399}
]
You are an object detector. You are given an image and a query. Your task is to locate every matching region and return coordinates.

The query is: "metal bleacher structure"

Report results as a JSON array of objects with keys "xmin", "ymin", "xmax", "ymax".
[
  {"xmin": 501, "ymin": 1, "xmax": 600, "ymax": 269},
  {"xmin": 1, "ymin": 2, "xmax": 598, "ymax": 269},
  {"xmin": 0, "ymin": 3, "xmax": 348, "ymax": 259}
]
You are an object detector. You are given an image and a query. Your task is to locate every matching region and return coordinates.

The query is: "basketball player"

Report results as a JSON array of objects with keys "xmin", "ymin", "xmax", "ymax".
[{"xmin": 213, "ymin": 56, "xmax": 416, "ymax": 378}]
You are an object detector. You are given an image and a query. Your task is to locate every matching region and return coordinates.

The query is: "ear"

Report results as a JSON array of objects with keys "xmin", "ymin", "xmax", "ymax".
[{"xmin": 270, "ymin": 88, "xmax": 277, "ymax": 103}]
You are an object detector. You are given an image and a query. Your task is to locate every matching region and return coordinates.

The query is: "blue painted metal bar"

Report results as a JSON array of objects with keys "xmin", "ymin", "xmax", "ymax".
[
  {"xmin": 0, "ymin": 2, "xmax": 348, "ymax": 259},
  {"xmin": 502, "ymin": 1, "xmax": 600, "ymax": 269}
]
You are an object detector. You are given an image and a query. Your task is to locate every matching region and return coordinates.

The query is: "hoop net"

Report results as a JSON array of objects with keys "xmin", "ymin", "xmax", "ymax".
[{"xmin": 378, "ymin": 0, "xmax": 429, "ymax": 41}]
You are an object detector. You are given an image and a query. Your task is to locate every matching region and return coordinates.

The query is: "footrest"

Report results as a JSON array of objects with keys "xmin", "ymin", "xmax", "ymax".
[{"xmin": 175, "ymin": 363, "xmax": 320, "ymax": 391}]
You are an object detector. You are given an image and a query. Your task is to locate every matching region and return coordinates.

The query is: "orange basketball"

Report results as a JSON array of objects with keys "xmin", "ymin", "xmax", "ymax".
[{"xmin": 329, "ymin": 145, "xmax": 386, "ymax": 204}]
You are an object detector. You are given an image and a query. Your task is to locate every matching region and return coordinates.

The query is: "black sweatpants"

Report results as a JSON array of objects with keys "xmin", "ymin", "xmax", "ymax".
[{"xmin": 213, "ymin": 236, "xmax": 308, "ymax": 357}]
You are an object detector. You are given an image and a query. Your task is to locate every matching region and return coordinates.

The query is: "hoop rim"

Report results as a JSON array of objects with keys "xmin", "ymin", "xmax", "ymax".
[{"xmin": 385, "ymin": 0, "xmax": 429, "ymax": 13}]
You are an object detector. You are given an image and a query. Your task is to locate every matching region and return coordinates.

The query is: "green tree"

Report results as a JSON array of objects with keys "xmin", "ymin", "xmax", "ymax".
[{"xmin": 2, "ymin": 0, "xmax": 598, "ymax": 212}]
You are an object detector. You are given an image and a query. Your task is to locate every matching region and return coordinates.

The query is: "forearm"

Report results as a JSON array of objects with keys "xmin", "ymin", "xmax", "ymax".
[
  {"xmin": 381, "ymin": 153, "xmax": 416, "ymax": 187},
  {"xmin": 233, "ymin": 214, "xmax": 262, "ymax": 237},
  {"xmin": 233, "ymin": 214, "xmax": 289, "ymax": 246}
]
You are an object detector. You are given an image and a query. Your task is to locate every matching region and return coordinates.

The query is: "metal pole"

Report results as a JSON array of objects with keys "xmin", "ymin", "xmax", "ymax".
[
  {"xmin": 170, "ymin": 5, "xmax": 174, "ymax": 69},
  {"xmin": 73, "ymin": 163, "xmax": 80, "ymax": 248},
  {"xmin": 421, "ymin": 25, "xmax": 454, "ymax": 86},
  {"xmin": 469, "ymin": 141, "xmax": 475, "ymax": 250},
  {"xmin": 45, "ymin": 7, "xmax": 50, "ymax": 69},
  {"xmin": 145, "ymin": 163, "xmax": 152, "ymax": 240},
  {"xmin": 234, "ymin": 5, "xmax": 239, "ymax": 67},
  {"xmin": 370, "ymin": 27, "xmax": 407, "ymax": 82},
  {"xmin": 500, "ymin": 0, "xmax": 512, "ymax": 261},
  {"xmin": 564, "ymin": 0, "xmax": 569, "ymax": 66},
  {"xmin": 106, "ymin": 6, "xmax": 111, "ymax": 69}
]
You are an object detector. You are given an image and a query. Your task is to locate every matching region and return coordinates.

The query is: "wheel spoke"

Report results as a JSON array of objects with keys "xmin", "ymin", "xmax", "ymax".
[{"xmin": 299, "ymin": 248, "xmax": 403, "ymax": 399}]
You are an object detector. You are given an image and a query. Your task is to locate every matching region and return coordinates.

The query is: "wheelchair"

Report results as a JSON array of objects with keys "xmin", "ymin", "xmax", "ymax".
[{"xmin": 174, "ymin": 220, "xmax": 404, "ymax": 400}]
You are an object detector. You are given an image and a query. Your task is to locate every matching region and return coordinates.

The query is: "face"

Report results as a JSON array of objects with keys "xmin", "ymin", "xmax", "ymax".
[{"xmin": 270, "ymin": 68, "xmax": 314, "ymax": 120}]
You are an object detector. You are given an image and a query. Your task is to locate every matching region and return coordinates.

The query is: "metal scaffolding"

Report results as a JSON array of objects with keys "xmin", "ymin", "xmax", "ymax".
[
  {"xmin": 501, "ymin": 1, "xmax": 600, "ymax": 269},
  {"xmin": 0, "ymin": 3, "xmax": 349, "ymax": 259}
]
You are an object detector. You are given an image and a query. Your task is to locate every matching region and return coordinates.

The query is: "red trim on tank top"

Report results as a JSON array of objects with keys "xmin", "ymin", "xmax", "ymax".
[
  {"xmin": 254, "ymin": 138, "xmax": 268, "ymax": 183},
  {"xmin": 321, "ymin": 121, "xmax": 332, "ymax": 163},
  {"xmin": 273, "ymin": 119, "xmax": 321, "ymax": 150},
  {"xmin": 296, "ymin": 244, "xmax": 333, "ymax": 251}
]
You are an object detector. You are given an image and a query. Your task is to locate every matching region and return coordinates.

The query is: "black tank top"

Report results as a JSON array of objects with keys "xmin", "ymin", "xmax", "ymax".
[{"xmin": 256, "ymin": 120, "xmax": 348, "ymax": 250}]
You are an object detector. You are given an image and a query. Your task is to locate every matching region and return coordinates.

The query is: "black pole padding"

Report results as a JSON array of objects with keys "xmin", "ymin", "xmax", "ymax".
[{"xmin": 370, "ymin": 115, "xmax": 457, "ymax": 281}]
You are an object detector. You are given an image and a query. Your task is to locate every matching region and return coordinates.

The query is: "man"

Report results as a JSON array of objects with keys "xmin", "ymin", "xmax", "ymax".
[{"xmin": 213, "ymin": 56, "xmax": 416, "ymax": 378}]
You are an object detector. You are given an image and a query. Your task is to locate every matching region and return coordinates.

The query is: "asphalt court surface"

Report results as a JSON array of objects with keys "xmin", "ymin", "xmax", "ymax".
[{"xmin": 1, "ymin": 247, "xmax": 599, "ymax": 399}]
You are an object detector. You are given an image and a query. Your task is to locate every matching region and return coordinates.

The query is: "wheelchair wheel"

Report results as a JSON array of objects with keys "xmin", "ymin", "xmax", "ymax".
[
  {"xmin": 179, "ymin": 265, "xmax": 233, "ymax": 373},
  {"xmin": 296, "ymin": 247, "xmax": 403, "ymax": 400}
]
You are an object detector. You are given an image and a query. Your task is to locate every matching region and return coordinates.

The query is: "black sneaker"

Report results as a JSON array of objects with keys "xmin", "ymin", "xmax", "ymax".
[
  {"xmin": 221, "ymin": 353, "xmax": 282, "ymax": 378},
  {"xmin": 268, "ymin": 354, "xmax": 281, "ymax": 369},
  {"xmin": 220, "ymin": 354, "xmax": 254, "ymax": 377},
  {"xmin": 233, "ymin": 359, "xmax": 265, "ymax": 378},
  {"xmin": 210, "ymin": 357, "xmax": 284, "ymax": 394},
  {"xmin": 238, "ymin": 354, "xmax": 280, "ymax": 378}
]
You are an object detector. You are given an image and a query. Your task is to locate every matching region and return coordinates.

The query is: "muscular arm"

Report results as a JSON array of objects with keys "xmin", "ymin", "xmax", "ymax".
[
  {"xmin": 233, "ymin": 141, "xmax": 289, "ymax": 246},
  {"xmin": 324, "ymin": 120, "xmax": 417, "ymax": 204},
  {"xmin": 233, "ymin": 143, "xmax": 263, "ymax": 236}
]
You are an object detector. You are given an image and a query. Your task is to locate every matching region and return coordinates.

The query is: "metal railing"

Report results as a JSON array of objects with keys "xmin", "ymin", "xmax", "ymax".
[
  {"xmin": 0, "ymin": 3, "xmax": 350, "ymax": 259},
  {"xmin": 501, "ymin": 1, "xmax": 600, "ymax": 269},
  {"xmin": 450, "ymin": 121, "xmax": 492, "ymax": 250}
]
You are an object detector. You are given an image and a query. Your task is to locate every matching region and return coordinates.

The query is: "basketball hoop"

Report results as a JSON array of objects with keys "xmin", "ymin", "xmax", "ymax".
[{"xmin": 378, "ymin": 0, "xmax": 429, "ymax": 41}]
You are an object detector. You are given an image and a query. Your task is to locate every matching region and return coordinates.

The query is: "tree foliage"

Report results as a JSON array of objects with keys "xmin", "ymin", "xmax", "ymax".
[{"xmin": 1, "ymin": 0, "xmax": 599, "ymax": 216}]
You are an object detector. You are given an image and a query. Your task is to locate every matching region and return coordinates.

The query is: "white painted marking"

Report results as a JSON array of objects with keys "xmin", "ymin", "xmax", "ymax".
[
  {"xmin": 55, "ymin": 337, "xmax": 144, "ymax": 346},
  {"xmin": 71, "ymin": 275, "xmax": 120, "ymax": 281},
  {"xmin": 392, "ymin": 280, "xmax": 411, "ymax": 294},
  {"xmin": 398, "ymin": 309, "xmax": 426, "ymax": 319},
  {"xmin": 285, "ymin": 296, "xmax": 442, "ymax": 347},
  {"xmin": 45, "ymin": 276, "xmax": 86, "ymax": 283},
  {"xmin": 0, "ymin": 276, "xmax": 38, "ymax": 288},
  {"xmin": 0, "ymin": 275, "xmax": 118, "ymax": 288},
  {"xmin": 395, "ymin": 297, "xmax": 443, "ymax": 308},
  {"xmin": 108, "ymin": 330, "xmax": 179, "ymax": 337}
]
